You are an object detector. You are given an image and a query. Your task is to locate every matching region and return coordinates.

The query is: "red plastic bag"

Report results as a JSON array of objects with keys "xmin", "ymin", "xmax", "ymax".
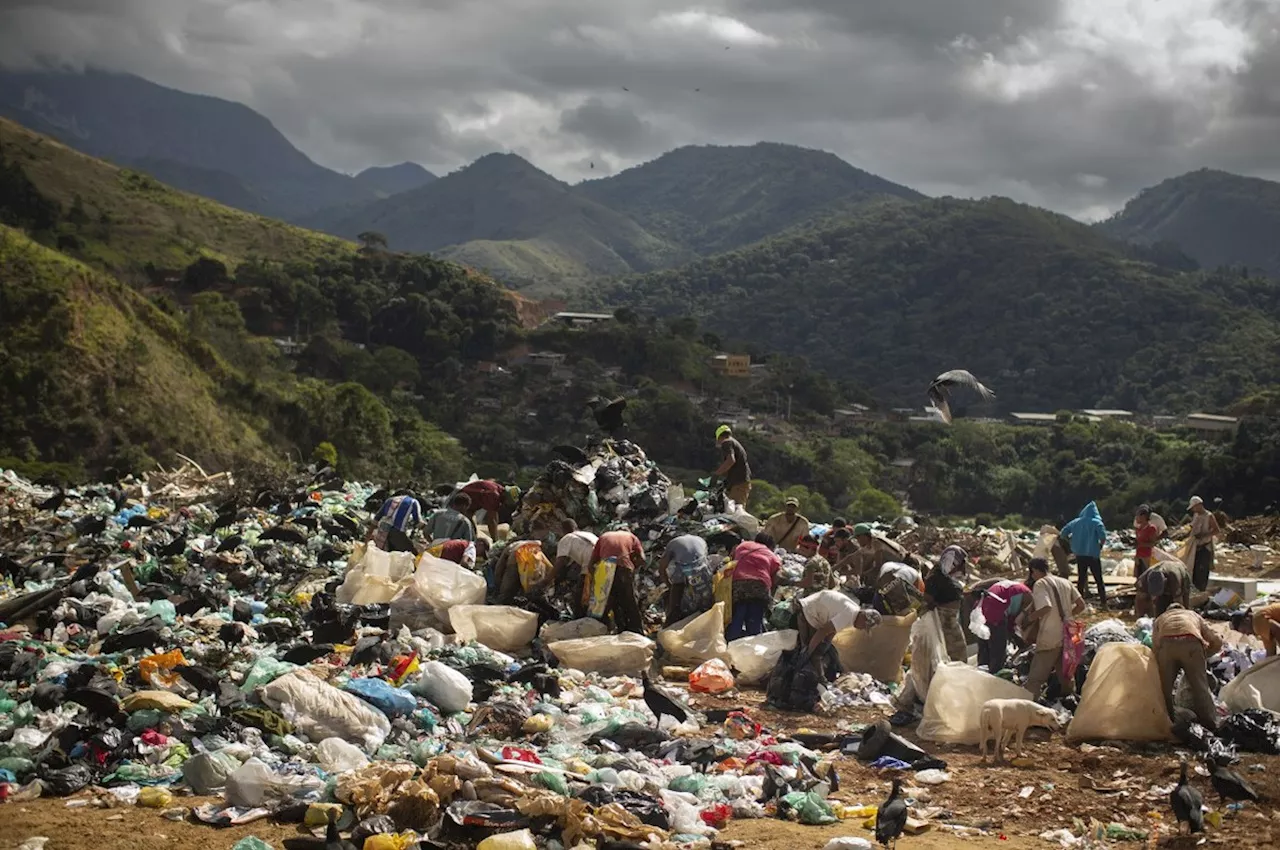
[
  {"xmin": 700, "ymin": 802, "xmax": 732, "ymax": 828},
  {"xmin": 501, "ymin": 746, "xmax": 542, "ymax": 764},
  {"xmin": 689, "ymin": 658, "xmax": 735, "ymax": 694},
  {"xmin": 1060, "ymin": 618, "xmax": 1086, "ymax": 682}
]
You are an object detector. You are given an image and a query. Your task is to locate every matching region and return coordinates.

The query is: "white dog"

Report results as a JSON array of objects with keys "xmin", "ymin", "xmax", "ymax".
[{"xmin": 978, "ymin": 698, "xmax": 1061, "ymax": 763}]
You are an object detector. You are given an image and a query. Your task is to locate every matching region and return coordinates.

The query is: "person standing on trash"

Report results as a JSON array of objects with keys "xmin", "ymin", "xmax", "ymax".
[
  {"xmin": 727, "ymin": 533, "xmax": 781, "ymax": 639},
  {"xmin": 1133, "ymin": 505, "xmax": 1164, "ymax": 585},
  {"xmin": 1230, "ymin": 604, "xmax": 1280, "ymax": 656},
  {"xmin": 800, "ymin": 554, "xmax": 836, "ymax": 596},
  {"xmin": 553, "ymin": 519, "xmax": 597, "ymax": 618},
  {"xmin": 369, "ymin": 490, "xmax": 423, "ymax": 552},
  {"xmin": 819, "ymin": 518, "xmax": 849, "ymax": 560},
  {"xmin": 1059, "ymin": 501, "xmax": 1108, "ymax": 609},
  {"xmin": 1187, "ymin": 495, "xmax": 1221, "ymax": 591},
  {"xmin": 1022, "ymin": 557, "xmax": 1086, "ymax": 699},
  {"xmin": 837, "ymin": 523, "xmax": 910, "ymax": 587},
  {"xmin": 425, "ymin": 492, "xmax": 476, "ymax": 543},
  {"xmin": 976, "ymin": 578, "xmax": 1032, "ymax": 675},
  {"xmin": 763, "ymin": 497, "xmax": 810, "ymax": 553},
  {"xmin": 588, "ymin": 529, "xmax": 646, "ymax": 634},
  {"xmin": 1154, "ymin": 602, "xmax": 1222, "ymax": 728},
  {"xmin": 712, "ymin": 425, "xmax": 752, "ymax": 506},
  {"xmin": 922, "ymin": 545, "xmax": 969, "ymax": 662},
  {"xmin": 661, "ymin": 534, "xmax": 714, "ymax": 626}
]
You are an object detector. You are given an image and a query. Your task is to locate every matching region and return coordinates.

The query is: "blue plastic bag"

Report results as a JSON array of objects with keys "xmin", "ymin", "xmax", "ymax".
[{"xmin": 344, "ymin": 678, "xmax": 417, "ymax": 718}]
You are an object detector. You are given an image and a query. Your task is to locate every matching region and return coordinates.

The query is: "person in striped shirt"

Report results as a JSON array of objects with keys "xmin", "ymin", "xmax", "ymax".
[{"xmin": 371, "ymin": 491, "xmax": 423, "ymax": 552}]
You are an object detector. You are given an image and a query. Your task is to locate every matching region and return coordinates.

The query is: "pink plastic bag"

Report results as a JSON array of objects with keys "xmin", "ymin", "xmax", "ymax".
[{"xmin": 689, "ymin": 658, "xmax": 735, "ymax": 694}]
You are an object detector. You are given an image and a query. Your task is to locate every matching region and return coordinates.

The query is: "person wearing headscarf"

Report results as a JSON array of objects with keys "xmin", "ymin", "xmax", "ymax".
[
  {"xmin": 800, "ymin": 555, "xmax": 836, "ymax": 596},
  {"xmin": 923, "ymin": 544, "xmax": 969, "ymax": 661}
]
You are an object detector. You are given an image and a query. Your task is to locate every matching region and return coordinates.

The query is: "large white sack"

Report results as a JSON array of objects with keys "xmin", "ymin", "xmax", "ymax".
[
  {"xmin": 540, "ymin": 618, "xmax": 609, "ymax": 644},
  {"xmin": 905, "ymin": 610, "xmax": 951, "ymax": 703},
  {"xmin": 833, "ymin": 612, "xmax": 915, "ymax": 684},
  {"xmin": 449, "ymin": 605, "xmax": 539, "ymax": 652},
  {"xmin": 918, "ymin": 662, "xmax": 1032, "ymax": 744},
  {"xmin": 1220, "ymin": 654, "xmax": 1280, "ymax": 712},
  {"xmin": 548, "ymin": 632, "xmax": 654, "ymax": 675},
  {"xmin": 336, "ymin": 543, "xmax": 416, "ymax": 605},
  {"xmin": 411, "ymin": 660, "xmax": 473, "ymax": 713},
  {"xmin": 259, "ymin": 668, "xmax": 391, "ymax": 751},
  {"xmin": 658, "ymin": 603, "xmax": 729, "ymax": 664},
  {"xmin": 414, "ymin": 553, "xmax": 488, "ymax": 621},
  {"xmin": 1067, "ymin": 643, "xmax": 1174, "ymax": 742},
  {"xmin": 728, "ymin": 629, "xmax": 797, "ymax": 684}
]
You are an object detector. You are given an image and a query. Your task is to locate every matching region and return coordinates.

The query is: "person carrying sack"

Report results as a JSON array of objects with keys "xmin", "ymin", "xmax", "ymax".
[{"xmin": 1022, "ymin": 557, "xmax": 1086, "ymax": 699}]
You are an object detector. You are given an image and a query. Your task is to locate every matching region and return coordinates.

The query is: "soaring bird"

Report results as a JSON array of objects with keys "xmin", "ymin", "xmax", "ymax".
[
  {"xmin": 875, "ymin": 778, "xmax": 908, "ymax": 849},
  {"xmin": 926, "ymin": 369, "xmax": 995, "ymax": 424},
  {"xmin": 641, "ymin": 674, "xmax": 688, "ymax": 728},
  {"xmin": 1208, "ymin": 761, "xmax": 1260, "ymax": 806},
  {"xmin": 591, "ymin": 396, "xmax": 628, "ymax": 433},
  {"xmin": 1170, "ymin": 761, "xmax": 1204, "ymax": 834}
]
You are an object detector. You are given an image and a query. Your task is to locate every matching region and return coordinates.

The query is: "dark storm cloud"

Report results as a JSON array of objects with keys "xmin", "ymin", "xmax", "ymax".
[{"xmin": 1, "ymin": 0, "xmax": 1278, "ymax": 216}]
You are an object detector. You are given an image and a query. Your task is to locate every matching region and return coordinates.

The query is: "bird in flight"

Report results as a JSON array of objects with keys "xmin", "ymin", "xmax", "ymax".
[
  {"xmin": 926, "ymin": 369, "xmax": 995, "ymax": 424},
  {"xmin": 622, "ymin": 86, "xmax": 630, "ymax": 91}
]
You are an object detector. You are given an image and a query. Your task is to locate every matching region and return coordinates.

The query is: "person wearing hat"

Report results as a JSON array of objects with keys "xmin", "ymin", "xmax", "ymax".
[
  {"xmin": 762, "ymin": 497, "xmax": 811, "ymax": 553},
  {"xmin": 1231, "ymin": 603, "xmax": 1280, "ymax": 657},
  {"xmin": 1136, "ymin": 559, "xmax": 1191, "ymax": 617},
  {"xmin": 1187, "ymin": 495, "xmax": 1221, "ymax": 592},
  {"xmin": 923, "ymin": 545, "xmax": 970, "ymax": 662},
  {"xmin": 712, "ymin": 425, "xmax": 752, "ymax": 506}
]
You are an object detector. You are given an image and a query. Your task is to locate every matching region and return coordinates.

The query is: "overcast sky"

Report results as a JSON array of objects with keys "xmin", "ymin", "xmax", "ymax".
[{"xmin": 1, "ymin": 0, "xmax": 1278, "ymax": 219}]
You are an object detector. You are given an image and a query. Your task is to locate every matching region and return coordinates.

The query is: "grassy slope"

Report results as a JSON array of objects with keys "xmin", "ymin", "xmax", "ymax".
[
  {"xmin": 0, "ymin": 225, "xmax": 274, "ymax": 473},
  {"xmin": 0, "ymin": 117, "xmax": 352, "ymax": 278}
]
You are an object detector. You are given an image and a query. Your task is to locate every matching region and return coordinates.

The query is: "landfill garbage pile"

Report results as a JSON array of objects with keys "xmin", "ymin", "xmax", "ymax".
[
  {"xmin": 517, "ymin": 439, "xmax": 677, "ymax": 532},
  {"xmin": 0, "ymin": 461, "xmax": 876, "ymax": 848}
]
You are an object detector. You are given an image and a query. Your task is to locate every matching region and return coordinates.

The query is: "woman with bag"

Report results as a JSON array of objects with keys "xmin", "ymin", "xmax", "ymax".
[{"xmin": 1022, "ymin": 557, "xmax": 1086, "ymax": 699}]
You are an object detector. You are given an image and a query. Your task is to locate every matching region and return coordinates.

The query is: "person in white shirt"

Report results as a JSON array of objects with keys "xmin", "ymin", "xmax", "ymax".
[
  {"xmin": 1022, "ymin": 557, "xmax": 1085, "ymax": 698},
  {"xmin": 553, "ymin": 519, "xmax": 598, "ymax": 617}
]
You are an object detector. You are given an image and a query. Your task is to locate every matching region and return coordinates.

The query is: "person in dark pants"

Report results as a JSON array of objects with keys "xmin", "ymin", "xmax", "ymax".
[
  {"xmin": 1059, "ymin": 501, "xmax": 1108, "ymax": 608},
  {"xmin": 1187, "ymin": 495, "xmax": 1221, "ymax": 592},
  {"xmin": 589, "ymin": 530, "xmax": 646, "ymax": 634},
  {"xmin": 727, "ymin": 533, "xmax": 781, "ymax": 639},
  {"xmin": 975, "ymin": 578, "xmax": 1031, "ymax": 675}
]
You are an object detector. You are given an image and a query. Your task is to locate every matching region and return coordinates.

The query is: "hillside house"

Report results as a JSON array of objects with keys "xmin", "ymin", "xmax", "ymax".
[
  {"xmin": 1185, "ymin": 413, "xmax": 1239, "ymax": 438},
  {"xmin": 1081, "ymin": 409, "xmax": 1134, "ymax": 420},
  {"xmin": 551, "ymin": 311, "xmax": 615, "ymax": 329},
  {"xmin": 1009, "ymin": 412, "xmax": 1058, "ymax": 426},
  {"xmin": 710, "ymin": 353, "xmax": 751, "ymax": 378}
]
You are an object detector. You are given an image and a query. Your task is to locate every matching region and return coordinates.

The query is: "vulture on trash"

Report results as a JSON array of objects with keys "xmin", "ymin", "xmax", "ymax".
[
  {"xmin": 1170, "ymin": 761, "xmax": 1204, "ymax": 834},
  {"xmin": 1208, "ymin": 760, "xmax": 1260, "ymax": 805},
  {"xmin": 876, "ymin": 778, "xmax": 908, "ymax": 848},
  {"xmin": 642, "ymin": 674, "xmax": 688, "ymax": 727},
  {"xmin": 927, "ymin": 369, "xmax": 995, "ymax": 424}
]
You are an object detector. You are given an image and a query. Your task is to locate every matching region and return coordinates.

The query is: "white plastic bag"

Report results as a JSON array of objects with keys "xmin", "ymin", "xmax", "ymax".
[
  {"xmin": 905, "ymin": 609, "xmax": 950, "ymax": 703},
  {"xmin": 727, "ymin": 630, "xmax": 797, "ymax": 684},
  {"xmin": 539, "ymin": 618, "xmax": 609, "ymax": 644},
  {"xmin": 182, "ymin": 750, "xmax": 240, "ymax": 794},
  {"xmin": 658, "ymin": 603, "xmax": 729, "ymax": 664},
  {"xmin": 449, "ymin": 605, "xmax": 539, "ymax": 652},
  {"xmin": 224, "ymin": 757, "xmax": 277, "ymax": 807},
  {"xmin": 1221, "ymin": 655, "xmax": 1280, "ymax": 712},
  {"xmin": 689, "ymin": 658, "xmax": 735, "ymax": 693},
  {"xmin": 968, "ymin": 600, "xmax": 990, "ymax": 641},
  {"xmin": 917, "ymin": 662, "xmax": 1033, "ymax": 744},
  {"xmin": 548, "ymin": 633, "xmax": 655, "ymax": 676},
  {"xmin": 316, "ymin": 737, "xmax": 369, "ymax": 774},
  {"xmin": 411, "ymin": 660, "xmax": 473, "ymax": 713},
  {"xmin": 1067, "ymin": 643, "xmax": 1174, "ymax": 742},
  {"xmin": 414, "ymin": 553, "xmax": 488, "ymax": 622},
  {"xmin": 258, "ymin": 669, "xmax": 391, "ymax": 751},
  {"xmin": 336, "ymin": 543, "xmax": 416, "ymax": 605}
]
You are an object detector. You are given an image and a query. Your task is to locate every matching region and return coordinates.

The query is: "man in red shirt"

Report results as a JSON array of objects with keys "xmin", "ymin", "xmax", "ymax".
[
  {"xmin": 1132, "ymin": 505, "xmax": 1163, "ymax": 614},
  {"xmin": 458, "ymin": 479, "xmax": 513, "ymax": 541},
  {"xmin": 589, "ymin": 530, "xmax": 646, "ymax": 634}
]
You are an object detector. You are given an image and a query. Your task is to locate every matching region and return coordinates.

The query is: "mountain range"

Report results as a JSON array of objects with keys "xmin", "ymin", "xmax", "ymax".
[{"xmin": 3, "ymin": 66, "xmax": 1280, "ymax": 298}]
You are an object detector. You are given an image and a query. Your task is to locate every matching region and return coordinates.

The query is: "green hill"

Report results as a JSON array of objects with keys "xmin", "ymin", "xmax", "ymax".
[
  {"xmin": 0, "ymin": 119, "xmax": 512, "ymax": 482},
  {"xmin": 303, "ymin": 153, "xmax": 692, "ymax": 295},
  {"xmin": 1100, "ymin": 169, "xmax": 1280, "ymax": 275},
  {"xmin": 601, "ymin": 197, "xmax": 1280, "ymax": 413},
  {"xmin": 577, "ymin": 142, "xmax": 924, "ymax": 255},
  {"xmin": 0, "ymin": 68, "xmax": 376, "ymax": 219}
]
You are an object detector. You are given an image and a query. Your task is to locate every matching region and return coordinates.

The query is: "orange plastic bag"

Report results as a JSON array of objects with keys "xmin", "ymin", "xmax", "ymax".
[
  {"xmin": 689, "ymin": 658, "xmax": 735, "ymax": 694},
  {"xmin": 139, "ymin": 649, "xmax": 187, "ymax": 688},
  {"xmin": 514, "ymin": 542, "xmax": 553, "ymax": 591}
]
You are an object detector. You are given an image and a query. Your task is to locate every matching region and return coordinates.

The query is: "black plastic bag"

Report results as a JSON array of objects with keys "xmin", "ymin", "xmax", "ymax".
[
  {"xmin": 42, "ymin": 764, "xmax": 93, "ymax": 796},
  {"xmin": 1219, "ymin": 709, "xmax": 1280, "ymax": 755}
]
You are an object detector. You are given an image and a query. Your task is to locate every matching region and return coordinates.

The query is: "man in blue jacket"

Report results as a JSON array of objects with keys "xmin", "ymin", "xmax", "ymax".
[{"xmin": 1060, "ymin": 501, "xmax": 1108, "ymax": 608}]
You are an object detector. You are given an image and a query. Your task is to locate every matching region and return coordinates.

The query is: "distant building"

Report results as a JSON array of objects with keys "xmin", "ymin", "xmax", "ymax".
[
  {"xmin": 521, "ymin": 351, "xmax": 567, "ymax": 370},
  {"xmin": 833, "ymin": 405, "xmax": 871, "ymax": 421},
  {"xmin": 1081, "ymin": 409, "xmax": 1134, "ymax": 420},
  {"xmin": 1185, "ymin": 413, "xmax": 1239, "ymax": 437},
  {"xmin": 710, "ymin": 353, "xmax": 751, "ymax": 378},
  {"xmin": 1151, "ymin": 414, "xmax": 1180, "ymax": 430},
  {"xmin": 273, "ymin": 337, "xmax": 304, "ymax": 355},
  {"xmin": 551, "ymin": 311, "xmax": 615, "ymax": 329},
  {"xmin": 1009, "ymin": 412, "xmax": 1058, "ymax": 426}
]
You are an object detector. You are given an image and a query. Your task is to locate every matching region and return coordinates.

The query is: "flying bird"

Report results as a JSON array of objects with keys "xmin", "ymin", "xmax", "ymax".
[
  {"xmin": 621, "ymin": 86, "xmax": 630, "ymax": 91},
  {"xmin": 641, "ymin": 674, "xmax": 689, "ymax": 728},
  {"xmin": 590, "ymin": 161, "xmax": 595, "ymax": 169},
  {"xmin": 926, "ymin": 369, "xmax": 995, "ymax": 424},
  {"xmin": 591, "ymin": 396, "xmax": 628, "ymax": 433},
  {"xmin": 1170, "ymin": 761, "xmax": 1204, "ymax": 834},
  {"xmin": 875, "ymin": 778, "xmax": 908, "ymax": 849}
]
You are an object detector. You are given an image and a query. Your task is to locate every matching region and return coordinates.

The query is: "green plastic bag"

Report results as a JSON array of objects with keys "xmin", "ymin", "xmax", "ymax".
[
  {"xmin": 128, "ymin": 709, "xmax": 165, "ymax": 732},
  {"xmin": 669, "ymin": 774, "xmax": 707, "ymax": 795},
  {"xmin": 0, "ymin": 757, "xmax": 35, "ymax": 778},
  {"xmin": 232, "ymin": 837, "xmax": 273, "ymax": 850},
  {"xmin": 533, "ymin": 771, "xmax": 568, "ymax": 796},
  {"xmin": 782, "ymin": 790, "xmax": 837, "ymax": 825},
  {"xmin": 240, "ymin": 657, "xmax": 298, "ymax": 692}
]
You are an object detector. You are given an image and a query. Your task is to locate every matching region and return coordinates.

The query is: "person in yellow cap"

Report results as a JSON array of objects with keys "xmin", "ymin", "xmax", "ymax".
[{"xmin": 712, "ymin": 425, "xmax": 752, "ymax": 506}]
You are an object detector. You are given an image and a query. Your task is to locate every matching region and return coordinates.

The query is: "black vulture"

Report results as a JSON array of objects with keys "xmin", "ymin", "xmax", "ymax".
[
  {"xmin": 641, "ymin": 674, "xmax": 688, "ymax": 727},
  {"xmin": 875, "ymin": 778, "xmax": 907, "ymax": 849},
  {"xmin": 926, "ymin": 369, "xmax": 995, "ymax": 424},
  {"xmin": 38, "ymin": 489, "xmax": 66, "ymax": 511},
  {"xmin": 174, "ymin": 664, "xmax": 221, "ymax": 695},
  {"xmin": 1170, "ymin": 761, "xmax": 1204, "ymax": 834},
  {"xmin": 591, "ymin": 396, "xmax": 628, "ymax": 433},
  {"xmin": 1209, "ymin": 761, "xmax": 1260, "ymax": 805}
]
